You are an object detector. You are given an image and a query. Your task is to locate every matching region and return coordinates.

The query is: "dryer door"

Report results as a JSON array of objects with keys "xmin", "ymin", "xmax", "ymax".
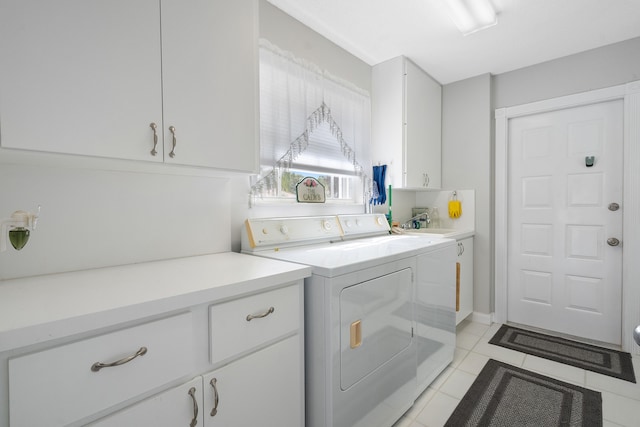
[{"xmin": 340, "ymin": 267, "xmax": 413, "ymax": 390}]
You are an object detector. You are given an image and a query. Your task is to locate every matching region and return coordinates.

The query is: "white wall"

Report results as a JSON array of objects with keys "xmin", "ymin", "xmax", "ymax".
[
  {"xmin": 0, "ymin": 0, "xmax": 373, "ymax": 277},
  {"xmin": 0, "ymin": 153, "xmax": 231, "ymax": 280},
  {"xmin": 414, "ymin": 190, "xmax": 475, "ymax": 231}
]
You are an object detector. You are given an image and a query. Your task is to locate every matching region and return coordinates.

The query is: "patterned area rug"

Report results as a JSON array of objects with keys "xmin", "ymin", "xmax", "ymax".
[
  {"xmin": 489, "ymin": 325, "xmax": 636, "ymax": 383},
  {"xmin": 445, "ymin": 359, "xmax": 602, "ymax": 427}
]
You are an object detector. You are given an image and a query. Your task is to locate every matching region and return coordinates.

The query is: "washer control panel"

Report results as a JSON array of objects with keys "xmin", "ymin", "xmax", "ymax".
[
  {"xmin": 337, "ymin": 214, "xmax": 390, "ymax": 236},
  {"xmin": 244, "ymin": 215, "xmax": 342, "ymax": 249},
  {"xmin": 242, "ymin": 214, "xmax": 391, "ymax": 250}
]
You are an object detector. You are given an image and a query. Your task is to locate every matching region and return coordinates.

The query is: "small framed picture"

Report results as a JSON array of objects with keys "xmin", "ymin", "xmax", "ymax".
[{"xmin": 295, "ymin": 177, "xmax": 326, "ymax": 203}]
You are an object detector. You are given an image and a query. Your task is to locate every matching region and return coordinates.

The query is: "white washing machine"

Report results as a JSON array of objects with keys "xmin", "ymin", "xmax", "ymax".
[{"xmin": 242, "ymin": 213, "xmax": 456, "ymax": 427}]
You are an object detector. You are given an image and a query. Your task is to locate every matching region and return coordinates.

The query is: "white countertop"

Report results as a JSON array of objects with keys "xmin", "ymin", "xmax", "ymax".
[{"xmin": 0, "ymin": 253, "xmax": 312, "ymax": 352}]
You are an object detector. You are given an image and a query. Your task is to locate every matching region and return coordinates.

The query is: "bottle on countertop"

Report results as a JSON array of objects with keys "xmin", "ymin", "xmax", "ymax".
[{"xmin": 429, "ymin": 207, "xmax": 440, "ymax": 228}]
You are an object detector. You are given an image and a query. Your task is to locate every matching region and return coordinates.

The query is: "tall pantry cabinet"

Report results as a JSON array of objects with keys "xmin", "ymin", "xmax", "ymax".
[
  {"xmin": 0, "ymin": 0, "xmax": 257, "ymax": 172},
  {"xmin": 372, "ymin": 56, "xmax": 442, "ymax": 189}
]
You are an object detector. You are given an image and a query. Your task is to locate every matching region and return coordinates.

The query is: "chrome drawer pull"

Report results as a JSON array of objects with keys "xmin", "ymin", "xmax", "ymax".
[
  {"xmin": 149, "ymin": 122, "xmax": 158, "ymax": 156},
  {"xmin": 209, "ymin": 378, "xmax": 219, "ymax": 417},
  {"xmin": 246, "ymin": 306, "xmax": 275, "ymax": 321},
  {"xmin": 90, "ymin": 346, "xmax": 148, "ymax": 372},
  {"xmin": 169, "ymin": 125, "xmax": 177, "ymax": 158},
  {"xmin": 188, "ymin": 387, "xmax": 199, "ymax": 427}
]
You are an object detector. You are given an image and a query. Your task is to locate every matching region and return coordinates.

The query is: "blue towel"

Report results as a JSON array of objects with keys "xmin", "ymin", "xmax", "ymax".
[{"xmin": 370, "ymin": 165, "xmax": 386, "ymax": 205}]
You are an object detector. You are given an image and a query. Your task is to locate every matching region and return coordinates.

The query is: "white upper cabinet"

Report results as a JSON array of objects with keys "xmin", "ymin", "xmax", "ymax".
[
  {"xmin": 161, "ymin": 0, "xmax": 257, "ymax": 170},
  {"xmin": 0, "ymin": 0, "xmax": 258, "ymax": 172},
  {"xmin": 0, "ymin": 0, "xmax": 163, "ymax": 162},
  {"xmin": 372, "ymin": 56, "xmax": 442, "ymax": 189}
]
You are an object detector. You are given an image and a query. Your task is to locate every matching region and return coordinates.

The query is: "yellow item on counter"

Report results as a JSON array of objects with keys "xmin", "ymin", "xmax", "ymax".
[{"xmin": 448, "ymin": 200, "xmax": 462, "ymax": 218}]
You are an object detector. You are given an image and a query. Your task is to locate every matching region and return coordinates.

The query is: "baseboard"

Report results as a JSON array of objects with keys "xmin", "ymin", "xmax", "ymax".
[{"xmin": 470, "ymin": 312, "xmax": 493, "ymax": 325}]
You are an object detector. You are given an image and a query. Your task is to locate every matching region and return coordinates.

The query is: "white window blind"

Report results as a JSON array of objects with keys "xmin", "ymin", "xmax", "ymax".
[{"xmin": 252, "ymin": 39, "xmax": 371, "ymax": 202}]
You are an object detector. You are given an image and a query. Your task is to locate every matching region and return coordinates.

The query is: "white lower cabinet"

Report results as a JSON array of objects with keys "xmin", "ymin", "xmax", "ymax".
[
  {"xmin": 202, "ymin": 335, "xmax": 302, "ymax": 426},
  {"xmin": 456, "ymin": 237, "xmax": 474, "ymax": 324},
  {"xmin": 91, "ymin": 335, "xmax": 301, "ymax": 427},
  {"xmin": 3, "ymin": 281, "xmax": 304, "ymax": 427}
]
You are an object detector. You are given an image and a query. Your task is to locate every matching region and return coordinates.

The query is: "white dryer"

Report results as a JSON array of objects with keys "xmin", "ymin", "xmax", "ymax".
[{"xmin": 242, "ymin": 213, "xmax": 456, "ymax": 427}]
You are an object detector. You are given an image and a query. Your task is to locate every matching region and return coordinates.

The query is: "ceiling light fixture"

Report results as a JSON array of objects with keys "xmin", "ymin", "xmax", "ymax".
[{"xmin": 445, "ymin": 0, "xmax": 497, "ymax": 35}]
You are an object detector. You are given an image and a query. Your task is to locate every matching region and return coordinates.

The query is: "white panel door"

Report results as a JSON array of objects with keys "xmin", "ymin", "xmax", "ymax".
[{"xmin": 507, "ymin": 100, "xmax": 623, "ymax": 344}]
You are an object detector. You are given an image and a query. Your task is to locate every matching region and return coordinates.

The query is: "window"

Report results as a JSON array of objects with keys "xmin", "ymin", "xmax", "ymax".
[
  {"xmin": 270, "ymin": 169, "xmax": 355, "ymax": 201},
  {"xmin": 251, "ymin": 40, "xmax": 371, "ymax": 205}
]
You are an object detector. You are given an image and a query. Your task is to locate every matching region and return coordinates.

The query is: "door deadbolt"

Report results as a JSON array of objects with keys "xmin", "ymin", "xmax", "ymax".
[
  {"xmin": 608, "ymin": 203, "xmax": 620, "ymax": 211},
  {"xmin": 607, "ymin": 237, "xmax": 620, "ymax": 247}
]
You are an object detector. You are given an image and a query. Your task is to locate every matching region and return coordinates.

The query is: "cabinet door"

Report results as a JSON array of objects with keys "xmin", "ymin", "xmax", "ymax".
[
  {"xmin": 0, "ymin": 0, "xmax": 163, "ymax": 161},
  {"xmin": 415, "ymin": 244, "xmax": 457, "ymax": 393},
  {"xmin": 89, "ymin": 377, "xmax": 203, "ymax": 427},
  {"xmin": 161, "ymin": 0, "xmax": 258, "ymax": 171},
  {"xmin": 202, "ymin": 335, "xmax": 303, "ymax": 427},
  {"xmin": 456, "ymin": 237, "xmax": 474, "ymax": 324},
  {"xmin": 371, "ymin": 56, "xmax": 404, "ymax": 188},
  {"xmin": 404, "ymin": 60, "xmax": 442, "ymax": 188}
]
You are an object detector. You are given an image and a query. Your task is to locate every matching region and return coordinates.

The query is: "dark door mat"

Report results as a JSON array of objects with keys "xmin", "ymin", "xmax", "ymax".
[
  {"xmin": 445, "ymin": 359, "xmax": 602, "ymax": 427},
  {"xmin": 489, "ymin": 324, "xmax": 636, "ymax": 383}
]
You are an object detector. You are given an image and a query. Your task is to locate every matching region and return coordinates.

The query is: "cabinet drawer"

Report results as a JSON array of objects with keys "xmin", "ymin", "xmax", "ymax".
[
  {"xmin": 210, "ymin": 284, "xmax": 301, "ymax": 363},
  {"xmin": 9, "ymin": 312, "xmax": 194, "ymax": 427},
  {"xmin": 88, "ymin": 376, "xmax": 202, "ymax": 427}
]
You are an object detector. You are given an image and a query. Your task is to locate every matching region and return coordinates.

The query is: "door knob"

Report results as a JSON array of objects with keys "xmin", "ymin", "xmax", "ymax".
[
  {"xmin": 607, "ymin": 237, "xmax": 620, "ymax": 247},
  {"xmin": 608, "ymin": 203, "xmax": 620, "ymax": 211}
]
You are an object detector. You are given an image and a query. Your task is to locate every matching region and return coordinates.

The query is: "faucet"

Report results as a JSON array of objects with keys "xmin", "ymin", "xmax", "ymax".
[{"xmin": 401, "ymin": 212, "xmax": 431, "ymax": 229}]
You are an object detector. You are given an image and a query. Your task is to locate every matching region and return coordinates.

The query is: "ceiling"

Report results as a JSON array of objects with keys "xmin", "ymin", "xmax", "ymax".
[{"xmin": 265, "ymin": 0, "xmax": 640, "ymax": 85}]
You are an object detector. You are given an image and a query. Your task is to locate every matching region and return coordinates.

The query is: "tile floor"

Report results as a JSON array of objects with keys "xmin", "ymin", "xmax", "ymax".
[{"xmin": 393, "ymin": 320, "xmax": 640, "ymax": 427}]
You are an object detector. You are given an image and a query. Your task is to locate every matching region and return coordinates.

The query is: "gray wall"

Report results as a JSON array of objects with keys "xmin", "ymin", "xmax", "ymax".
[
  {"xmin": 258, "ymin": 1, "xmax": 371, "ymax": 91},
  {"xmin": 442, "ymin": 36, "xmax": 640, "ymax": 316},
  {"xmin": 493, "ymin": 37, "xmax": 640, "ymax": 108},
  {"xmin": 442, "ymin": 74, "xmax": 493, "ymax": 315}
]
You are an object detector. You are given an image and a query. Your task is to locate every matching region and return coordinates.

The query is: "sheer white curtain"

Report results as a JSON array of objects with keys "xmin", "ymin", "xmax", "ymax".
[{"xmin": 253, "ymin": 39, "xmax": 371, "ymax": 199}]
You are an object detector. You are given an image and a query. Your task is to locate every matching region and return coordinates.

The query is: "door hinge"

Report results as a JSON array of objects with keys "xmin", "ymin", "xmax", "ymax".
[{"xmin": 411, "ymin": 327, "xmax": 414, "ymax": 337}]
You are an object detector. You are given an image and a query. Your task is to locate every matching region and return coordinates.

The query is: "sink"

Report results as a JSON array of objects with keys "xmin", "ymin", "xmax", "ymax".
[{"xmin": 403, "ymin": 228, "xmax": 459, "ymax": 237}]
